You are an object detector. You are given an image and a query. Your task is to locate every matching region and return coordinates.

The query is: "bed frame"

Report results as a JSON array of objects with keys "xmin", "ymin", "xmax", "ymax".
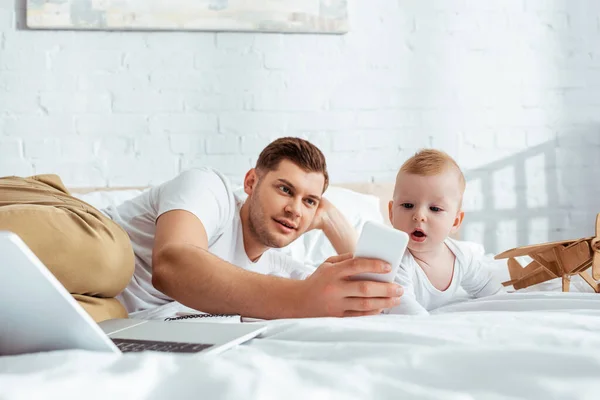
[
  {"xmin": 70, "ymin": 182, "xmax": 397, "ymax": 226},
  {"xmin": 70, "ymin": 182, "xmax": 466, "ymax": 239}
]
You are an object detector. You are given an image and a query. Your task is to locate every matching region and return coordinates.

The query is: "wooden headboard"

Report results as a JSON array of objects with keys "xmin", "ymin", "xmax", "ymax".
[
  {"xmin": 335, "ymin": 182, "xmax": 394, "ymax": 225},
  {"xmin": 70, "ymin": 182, "xmax": 464, "ymax": 237},
  {"xmin": 70, "ymin": 182, "xmax": 395, "ymax": 225}
]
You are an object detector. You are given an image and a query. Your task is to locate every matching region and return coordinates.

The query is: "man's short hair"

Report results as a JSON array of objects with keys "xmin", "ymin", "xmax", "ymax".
[
  {"xmin": 256, "ymin": 137, "xmax": 329, "ymax": 192},
  {"xmin": 399, "ymin": 149, "xmax": 466, "ymax": 193}
]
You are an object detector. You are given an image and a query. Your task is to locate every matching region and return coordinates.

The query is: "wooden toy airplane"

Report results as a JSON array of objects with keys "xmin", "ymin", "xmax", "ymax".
[{"xmin": 494, "ymin": 214, "xmax": 600, "ymax": 293}]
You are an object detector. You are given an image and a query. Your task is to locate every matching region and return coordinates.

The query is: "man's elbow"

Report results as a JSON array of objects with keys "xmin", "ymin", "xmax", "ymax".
[{"xmin": 151, "ymin": 243, "xmax": 184, "ymax": 294}]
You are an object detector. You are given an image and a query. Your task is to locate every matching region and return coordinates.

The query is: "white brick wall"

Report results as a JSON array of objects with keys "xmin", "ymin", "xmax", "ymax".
[{"xmin": 1, "ymin": 0, "xmax": 599, "ymax": 253}]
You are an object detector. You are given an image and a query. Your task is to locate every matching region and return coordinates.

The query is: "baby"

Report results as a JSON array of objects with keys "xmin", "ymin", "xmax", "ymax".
[{"xmin": 387, "ymin": 149, "xmax": 505, "ymax": 315}]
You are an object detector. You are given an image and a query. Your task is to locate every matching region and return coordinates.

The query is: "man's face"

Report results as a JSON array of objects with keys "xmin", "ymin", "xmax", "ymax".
[{"xmin": 244, "ymin": 159, "xmax": 325, "ymax": 249}]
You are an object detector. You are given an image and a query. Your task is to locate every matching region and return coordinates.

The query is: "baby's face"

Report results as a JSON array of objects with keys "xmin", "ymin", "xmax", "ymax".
[{"xmin": 389, "ymin": 170, "xmax": 463, "ymax": 253}]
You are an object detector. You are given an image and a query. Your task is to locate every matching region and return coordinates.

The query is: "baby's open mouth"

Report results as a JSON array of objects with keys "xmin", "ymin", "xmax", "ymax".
[{"xmin": 411, "ymin": 229, "xmax": 427, "ymax": 242}]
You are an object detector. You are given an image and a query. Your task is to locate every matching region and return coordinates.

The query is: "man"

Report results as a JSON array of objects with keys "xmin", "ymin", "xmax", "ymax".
[{"xmin": 0, "ymin": 137, "xmax": 403, "ymax": 322}]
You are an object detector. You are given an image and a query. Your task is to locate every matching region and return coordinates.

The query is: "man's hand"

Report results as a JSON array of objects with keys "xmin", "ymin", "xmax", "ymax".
[
  {"xmin": 296, "ymin": 253, "xmax": 403, "ymax": 317},
  {"xmin": 307, "ymin": 197, "xmax": 331, "ymax": 232},
  {"xmin": 306, "ymin": 198, "xmax": 358, "ymax": 255}
]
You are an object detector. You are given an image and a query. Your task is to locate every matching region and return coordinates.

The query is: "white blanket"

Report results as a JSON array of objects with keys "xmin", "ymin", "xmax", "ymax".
[{"xmin": 2, "ymin": 292, "xmax": 600, "ymax": 400}]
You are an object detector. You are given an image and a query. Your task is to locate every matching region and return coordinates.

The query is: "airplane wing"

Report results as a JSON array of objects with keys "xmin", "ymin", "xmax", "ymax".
[{"xmin": 494, "ymin": 239, "xmax": 581, "ymax": 260}]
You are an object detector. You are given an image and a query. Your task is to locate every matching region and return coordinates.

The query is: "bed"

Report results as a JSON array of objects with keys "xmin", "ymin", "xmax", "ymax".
[{"xmin": 1, "ymin": 183, "xmax": 599, "ymax": 399}]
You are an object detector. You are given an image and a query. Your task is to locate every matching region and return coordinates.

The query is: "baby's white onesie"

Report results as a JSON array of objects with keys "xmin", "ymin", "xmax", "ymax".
[{"xmin": 389, "ymin": 238, "xmax": 505, "ymax": 315}]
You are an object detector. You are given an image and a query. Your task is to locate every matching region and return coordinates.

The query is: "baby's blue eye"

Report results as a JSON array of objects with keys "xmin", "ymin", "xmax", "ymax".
[
  {"xmin": 401, "ymin": 203, "xmax": 413, "ymax": 209},
  {"xmin": 430, "ymin": 206, "xmax": 442, "ymax": 212}
]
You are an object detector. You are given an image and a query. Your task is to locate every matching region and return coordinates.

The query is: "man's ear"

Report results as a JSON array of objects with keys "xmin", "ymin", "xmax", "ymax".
[
  {"xmin": 388, "ymin": 200, "xmax": 394, "ymax": 225},
  {"xmin": 451, "ymin": 210, "xmax": 465, "ymax": 234},
  {"xmin": 244, "ymin": 168, "xmax": 258, "ymax": 196}
]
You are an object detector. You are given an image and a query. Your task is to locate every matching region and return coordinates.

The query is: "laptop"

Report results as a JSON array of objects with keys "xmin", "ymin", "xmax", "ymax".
[{"xmin": 0, "ymin": 231, "xmax": 267, "ymax": 356}]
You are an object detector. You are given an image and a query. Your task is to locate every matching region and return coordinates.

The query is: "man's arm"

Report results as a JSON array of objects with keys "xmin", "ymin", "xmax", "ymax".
[
  {"xmin": 311, "ymin": 198, "xmax": 358, "ymax": 255},
  {"xmin": 151, "ymin": 210, "xmax": 403, "ymax": 319}
]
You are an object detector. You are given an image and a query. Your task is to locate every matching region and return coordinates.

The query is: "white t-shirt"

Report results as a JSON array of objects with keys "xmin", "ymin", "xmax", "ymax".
[
  {"xmin": 102, "ymin": 168, "xmax": 310, "ymax": 314},
  {"xmin": 388, "ymin": 238, "xmax": 505, "ymax": 315}
]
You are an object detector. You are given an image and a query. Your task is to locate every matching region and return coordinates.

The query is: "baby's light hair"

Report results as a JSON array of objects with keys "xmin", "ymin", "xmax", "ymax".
[{"xmin": 398, "ymin": 149, "xmax": 466, "ymax": 193}]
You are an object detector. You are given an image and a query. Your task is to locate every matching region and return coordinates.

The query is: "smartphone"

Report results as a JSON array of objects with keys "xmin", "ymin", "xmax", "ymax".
[{"xmin": 350, "ymin": 220, "xmax": 409, "ymax": 283}]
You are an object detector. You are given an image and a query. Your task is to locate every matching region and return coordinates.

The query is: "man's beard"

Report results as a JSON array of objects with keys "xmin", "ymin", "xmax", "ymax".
[{"xmin": 247, "ymin": 192, "xmax": 290, "ymax": 249}]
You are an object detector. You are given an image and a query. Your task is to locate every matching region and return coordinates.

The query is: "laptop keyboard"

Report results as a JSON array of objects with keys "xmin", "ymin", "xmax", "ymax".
[{"xmin": 112, "ymin": 338, "xmax": 213, "ymax": 353}]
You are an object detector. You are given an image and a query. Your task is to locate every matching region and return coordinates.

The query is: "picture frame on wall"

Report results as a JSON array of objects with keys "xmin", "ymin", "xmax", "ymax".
[{"xmin": 26, "ymin": 0, "xmax": 349, "ymax": 34}]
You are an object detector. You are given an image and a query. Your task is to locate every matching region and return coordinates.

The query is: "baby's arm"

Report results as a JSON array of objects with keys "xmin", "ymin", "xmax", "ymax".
[
  {"xmin": 387, "ymin": 263, "xmax": 429, "ymax": 315},
  {"xmin": 461, "ymin": 253, "xmax": 506, "ymax": 298}
]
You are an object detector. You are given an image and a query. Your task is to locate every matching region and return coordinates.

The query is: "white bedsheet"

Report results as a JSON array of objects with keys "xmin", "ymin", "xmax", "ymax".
[{"xmin": 2, "ymin": 292, "xmax": 600, "ymax": 400}]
